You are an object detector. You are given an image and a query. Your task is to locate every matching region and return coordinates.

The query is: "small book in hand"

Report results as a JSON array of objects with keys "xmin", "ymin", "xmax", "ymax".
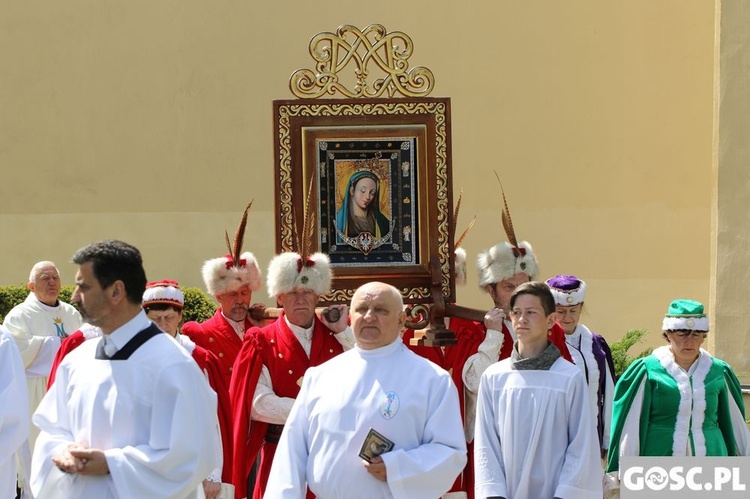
[{"xmin": 358, "ymin": 428, "xmax": 394, "ymax": 463}]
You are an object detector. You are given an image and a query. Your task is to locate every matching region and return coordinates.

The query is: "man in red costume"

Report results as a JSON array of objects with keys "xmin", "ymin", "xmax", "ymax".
[
  {"xmin": 182, "ymin": 250, "xmax": 264, "ymax": 387},
  {"xmin": 403, "ymin": 241, "xmax": 571, "ymax": 499},
  {"xmin": 229, "ymin": 251, "xmax": 353, "ymax": 499}
]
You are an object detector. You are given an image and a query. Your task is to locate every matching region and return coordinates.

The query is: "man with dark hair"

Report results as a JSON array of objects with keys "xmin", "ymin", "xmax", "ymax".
[
  {"xmin": 31, "ymin": 240, "xmax": 221, "ymax": 498},
  {"xmin": 474, "ymin": 282, "xmax": 602, "ymax": 499}
]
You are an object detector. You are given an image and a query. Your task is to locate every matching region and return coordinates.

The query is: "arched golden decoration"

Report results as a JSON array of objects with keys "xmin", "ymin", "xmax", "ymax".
[{"xmin": 290, "ymin": 24, "xmax": 435, "ymax": 99}]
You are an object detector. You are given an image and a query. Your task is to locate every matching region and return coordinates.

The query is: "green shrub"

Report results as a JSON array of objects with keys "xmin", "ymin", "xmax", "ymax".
[
  {"xmin": 1, "ymin": 284, "xmax": 216, "ymax": 325},
  {"xmin": 1, "ymin": 286, "xmax": 78, "ymax": 323},
  {"xmin": 58, "ymin": 286, "xmax": 74, "ymax": 306},
  {"xmin": 0, "ymin": 285, "xmax": 32, "ymax": 323},
  {"xmin": 182, "ymin": 287, "xmax": 217, "ymax": 323},
  {"xmin": 610, "ymin": 328, "xmax": 653, "ymax": 380}
]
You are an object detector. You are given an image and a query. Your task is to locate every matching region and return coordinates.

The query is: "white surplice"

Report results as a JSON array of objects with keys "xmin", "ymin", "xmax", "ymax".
[
  {"xmin": 265, "ymin": 339, "xmax": 467, "ymax": 499},
  {"xmin": 474, "ymin": 357, "xmax": 602, "ymax": 499},
  {"xmin": 31, "ymin": 312, "xmax": 220, "ymax": 498},
  {"xmin": 0, "ymin": 325, "xmax": 30, "ymax": 499}
]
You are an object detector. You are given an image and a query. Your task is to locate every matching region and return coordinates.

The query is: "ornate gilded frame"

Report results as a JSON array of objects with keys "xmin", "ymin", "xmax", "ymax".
[{"xmin": 273, "ymin": 98, "xmax": 454, "ymax": 304}]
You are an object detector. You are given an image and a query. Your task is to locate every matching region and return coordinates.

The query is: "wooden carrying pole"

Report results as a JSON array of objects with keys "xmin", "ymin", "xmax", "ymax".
[{"xmin": 248, "ymin": 302, "xmax": 487, "ymax": 347}]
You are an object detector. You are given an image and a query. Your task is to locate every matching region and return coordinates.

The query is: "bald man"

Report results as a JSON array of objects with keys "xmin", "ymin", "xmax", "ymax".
[
  {"xmin": 2, "ymin": 261, "xmax": 82, "ymax": 449},
  {"xmin": 265, "ymin": 282, "xmax": 466, "ymax": 499}
]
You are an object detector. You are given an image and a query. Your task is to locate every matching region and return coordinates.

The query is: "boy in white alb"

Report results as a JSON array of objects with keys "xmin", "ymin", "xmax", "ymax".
[{"xmin": 474, "ymin": 282, "xmax": 602, "ymax": 499}]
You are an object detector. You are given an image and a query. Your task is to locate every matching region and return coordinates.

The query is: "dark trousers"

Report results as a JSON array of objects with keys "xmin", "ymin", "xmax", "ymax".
[{"xmin": 246, "ymin": 456, "xmax": 259, "ymax": 498}]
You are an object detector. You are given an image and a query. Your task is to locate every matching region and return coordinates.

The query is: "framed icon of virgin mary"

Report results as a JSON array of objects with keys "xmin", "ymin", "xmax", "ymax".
[{"xmin": 272, "ymin": 97, "xmax": 454, "ymax": 304}]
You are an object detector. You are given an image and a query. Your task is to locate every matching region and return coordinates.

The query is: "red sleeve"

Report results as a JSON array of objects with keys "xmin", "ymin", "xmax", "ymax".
[
  {"xmin": 549, "ymin": 322, "xmax": 573, "ymax": 363},
  {"xmin": 181, "ymin": 320, "xmax": 206, "ymax": 348},
  {"xmin": 47, "ymin": 331, "xmax": 86, "ymax": 390},
  {"xmin": 229, "ymin": 330, "xmax": 266, "ymax": 498},
  {"xmin": 447, "ymin": 319, "xmax": 486, "ymax": 421},
  {"xmin": 194, "ymin": 347, "xmax": 234, "ymax": 484}
]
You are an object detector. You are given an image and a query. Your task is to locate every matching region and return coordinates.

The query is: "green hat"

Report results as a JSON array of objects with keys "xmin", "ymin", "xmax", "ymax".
[{"xmin": 662, "ymin": 299, "xmax": 709, "ymax": 332}]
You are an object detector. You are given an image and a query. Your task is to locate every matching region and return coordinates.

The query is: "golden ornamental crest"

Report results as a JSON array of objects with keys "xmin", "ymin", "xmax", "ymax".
[{"xmin": 289, "ymin": 24, "xmax": 435, "ymax": 99}]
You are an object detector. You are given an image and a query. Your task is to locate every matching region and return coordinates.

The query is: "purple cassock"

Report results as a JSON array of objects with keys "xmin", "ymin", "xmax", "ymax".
[{"xmin": 546, "ymin": 274, "xmax": 616, "ymax": 452}]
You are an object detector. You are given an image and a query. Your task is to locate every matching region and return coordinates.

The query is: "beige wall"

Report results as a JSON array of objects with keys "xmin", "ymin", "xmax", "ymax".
[
  {"xmin": 710, "ymin": 0, "xmax": 750, "ymax": 378},
  {"xmin": 1, "ymin": 2, "xmax": 720, "ymax": 360}
]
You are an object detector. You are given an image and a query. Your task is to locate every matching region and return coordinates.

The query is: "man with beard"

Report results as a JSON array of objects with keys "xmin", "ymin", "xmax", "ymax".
[
  {"xmin": 181, "ymin": 250, "xmax": 264, "ymax": 388},
  {"xmin": 230, "ymin": 250, "xmax": 353, "ymax": 498},
  {"xmin": 182, "ymin": 204, "xmax": 265, "ymax": 388}
]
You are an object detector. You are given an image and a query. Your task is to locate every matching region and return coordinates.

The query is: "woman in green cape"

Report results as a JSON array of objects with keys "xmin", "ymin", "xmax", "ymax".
[{"xmin": 606, "ymin": 299, "xmax": 749, "ymax": 489}]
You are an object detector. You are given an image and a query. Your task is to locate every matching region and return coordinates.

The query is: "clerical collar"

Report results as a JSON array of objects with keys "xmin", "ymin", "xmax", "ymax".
[
  {"xmin": 31, "ymin": 293, "xmax": 60, "ymax": 311},
  {"xmin": 510, "ymin": 341, "xmax": 561, "ymax": 370},
  {"xmin": 108, "ymin": 310, "xmax": 151, "ymax": 352},
  {"xmin": 355, "ymin": 337, "xmax": 402, "ymax": 357},
  {"xmin": 222, "ymin": 313, "xmax": 246, "ymax": 338},
  {"xmin": 284, "ymin": 315, "xmax": 313, "ymax": 342}
]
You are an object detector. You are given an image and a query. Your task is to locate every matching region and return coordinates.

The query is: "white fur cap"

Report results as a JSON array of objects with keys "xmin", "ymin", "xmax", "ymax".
[
  {"xmin": 454, "ymin": 247, "xmax": 467, "ymax": 286},
  {"xmin": 267, "ymin": 252, "xmax": 332, "ymax": 297},
  {"xmin": 547, "ymin": 280, "xmax": 587, "ymax": 306},
  {"xmin": 662, "ymin": 316, "xmax": 710, "ymax": 332},
  {"xmin": 202, "ymin": 251, "xmax": 262, "ymax": 296},
  {"xmin": 476, "ymin": 241, "xmax": 539, "ymax": 289}
]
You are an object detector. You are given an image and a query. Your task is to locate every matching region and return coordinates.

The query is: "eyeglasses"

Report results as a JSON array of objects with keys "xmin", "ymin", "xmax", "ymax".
[{"xmin": 671, "ymin": 331, "xmax": 706, "ymax": 339}]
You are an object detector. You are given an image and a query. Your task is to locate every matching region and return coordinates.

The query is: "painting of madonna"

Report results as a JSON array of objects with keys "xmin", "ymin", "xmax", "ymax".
[{"xmin": 335, "ymin": 170, "xmax": 390, "ymax": 244}]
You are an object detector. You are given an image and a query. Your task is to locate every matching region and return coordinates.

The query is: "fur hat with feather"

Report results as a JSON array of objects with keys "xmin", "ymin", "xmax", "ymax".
[
  {"xmin": 452, "ymin": 190, "xmax": 476, "ymax": 286},
  {"xmin": 476, "ymin": 176, "xmax": 539, "ymax": 289},
  {"xmin": 266, "ymin": 173, "xmax": 332, "ymax": 298},
  {"xmin": 202, "ymin": 201, "xmax": 262, "ymax": 296},
  {"xmin": 266, "ymin": 252, "xmax": 331, "ymax": 297}
]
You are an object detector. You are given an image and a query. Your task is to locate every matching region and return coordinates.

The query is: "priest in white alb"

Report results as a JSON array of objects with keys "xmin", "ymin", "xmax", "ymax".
[
  {"xmin": 2, "ymin": 261, "xmax": 82, "ymax": 449},
  {"xmin": 31, "ymin": 241, "xmax": 220, "ymax": 498},
  {"xmin": 265, "ymin": 281, "xmax": 467, "ymax": 499}
]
